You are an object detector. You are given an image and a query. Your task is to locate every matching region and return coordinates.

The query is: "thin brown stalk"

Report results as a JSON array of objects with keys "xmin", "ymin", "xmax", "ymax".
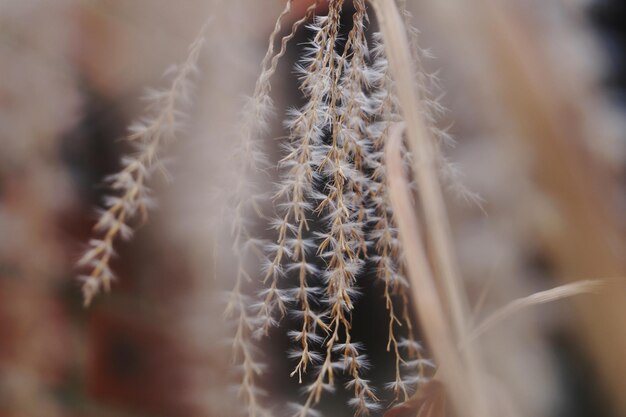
[
  {"xmin": 466, "ymin": 280, "xmax": 604, "ymax": 345},
  {"xmin": 385, "ymin": 122, "xmax": 473, "ymax": 417},
  {"xmin": 369, "ymin": 0, "xmax": 468, "ymax": 350},
  {"xmin": 370, "ymin": 2, "xmax": 493, "ymax": 416}
]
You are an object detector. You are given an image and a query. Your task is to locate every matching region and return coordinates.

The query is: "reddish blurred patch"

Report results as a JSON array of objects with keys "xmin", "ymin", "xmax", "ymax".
[
  {"xmin": 87, "ymin": 309, "xmax": 193, "ymax": 416},
  {"xmin": 291, "ymin": 0, "xmax": 329, "ymax": 20},
  {"xmin": 0, "ymin": 280, "xmax": 72, "ymax": 386}
]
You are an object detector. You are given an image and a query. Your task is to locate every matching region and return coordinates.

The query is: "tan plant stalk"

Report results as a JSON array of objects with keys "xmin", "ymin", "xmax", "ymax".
[
  {"xmin": 367, "ymin": 35, "xmax": 426, "ymax": 400},
  {"xmin": 229, "ymin": 0, "xmax": 318, "ymax": 334},
  {"xmin": 371, "ymin": 1, "xmax": 492, "ymax": 415},
  {"xmin": 287, "ymin": 2, "xmax": 390, "ymax": 415},
  {"xmin": 283, "ymin": 2, "xmax": 444, "ymax": 413},
  {"xmin": 315, "ymin": 1, "xmax": 379, "ymax": 412},
  {"xmin": 417, "ymin": 0, "xmax": 626, "ymax": 412},
  {"xmin": 467, "ymin": 280, "xmax": 604, "ymax": 345},
  {"xmin": 291, "ymin": 2, "xmax": 348, "ymax": 413},
  {"xmin": 262, "ymin": 1, "xmax": 343, "ymax": 385},
  {"xmin": 384, "ymin": 123, "xmax": 471, "ymax": 413},
  {"xmin": 223, "ymin": 3, "xmax": 320, "ymax": 416},
  {"xmin": 369, "ymin": 0, "xmax": 469, "ymax": 349},
  {"xmin": 249, "ymin": 0, "xmax": 327, "ymax": 352},
  {"xmin": 77, "ymin": 25, "xmax": 206, "ymax": 306}
]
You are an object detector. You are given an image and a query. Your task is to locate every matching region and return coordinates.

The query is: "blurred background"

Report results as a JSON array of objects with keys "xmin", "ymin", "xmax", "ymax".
[{"xmin": 0, "ymin": 0, "xmax": 624, "ymax": 416}]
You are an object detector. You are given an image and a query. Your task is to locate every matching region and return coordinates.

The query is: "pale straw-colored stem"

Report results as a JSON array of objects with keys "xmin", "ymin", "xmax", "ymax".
[
  {"xmin": 385, "ymin": 123, "xmax": 475, "ymax": 417},
  {"xmin": 368, "ymin": 0, "xmax": 468, "ymax": 352},
  {"xmin": 466, "ymin": 280, "xmax": 604, "ymax": 346},
  {"xmin": 371, "ymin": 1, "xmax": 492, "ymax": 414}
]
